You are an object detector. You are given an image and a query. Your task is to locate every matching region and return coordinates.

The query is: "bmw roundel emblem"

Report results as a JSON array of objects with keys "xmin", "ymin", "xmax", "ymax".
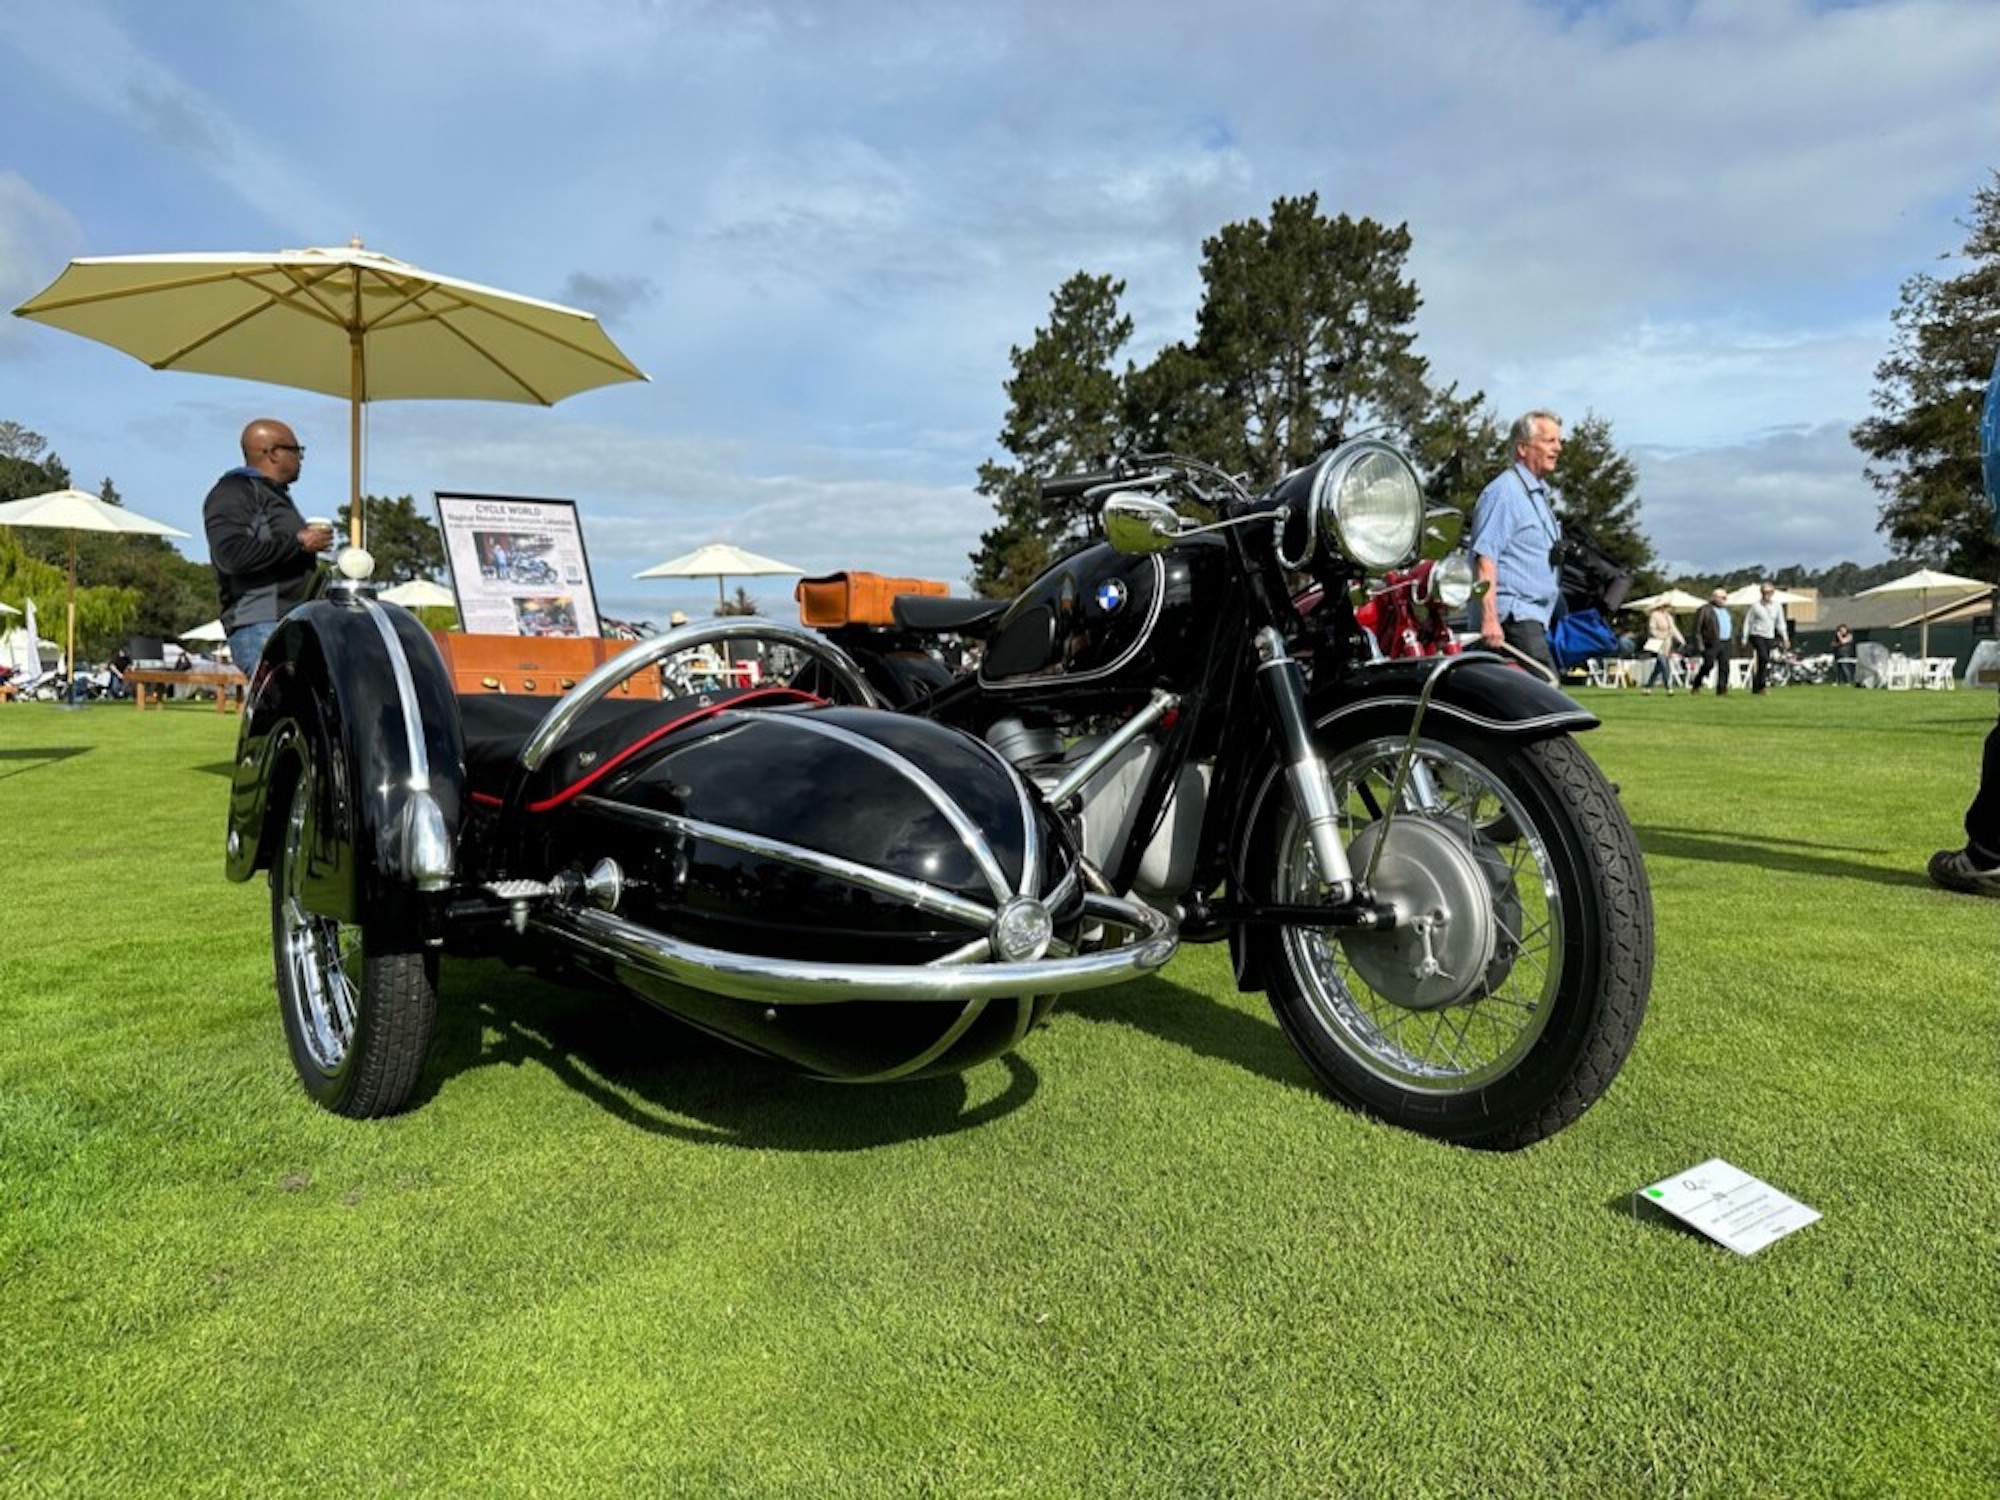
[{"xmin": 1095, "ymin": 578, "xmax": 1127, "ymax": 614}]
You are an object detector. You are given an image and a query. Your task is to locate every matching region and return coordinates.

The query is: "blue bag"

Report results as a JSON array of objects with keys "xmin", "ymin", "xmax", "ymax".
[{"xmin": 1548, "ymin": 608, "xmax": 1621, "ymax": 670}]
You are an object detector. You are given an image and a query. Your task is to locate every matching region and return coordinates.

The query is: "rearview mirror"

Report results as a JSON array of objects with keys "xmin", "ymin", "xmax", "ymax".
[
  {"xmin": 1419, "ymin": 505, "xmax": 1464, "ymax": 561},
  {"xmin": 1102, "ymin": 493, "xmax": 1184, "ymax": 556}
]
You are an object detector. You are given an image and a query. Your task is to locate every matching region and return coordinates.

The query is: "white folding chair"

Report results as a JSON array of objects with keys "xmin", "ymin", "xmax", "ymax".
[{"xmin": 1922, "ymin": 657, "xmax": 1957, "ymax": 690}]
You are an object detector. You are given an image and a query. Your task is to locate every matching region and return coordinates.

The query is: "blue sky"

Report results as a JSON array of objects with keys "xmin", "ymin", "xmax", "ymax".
[{"xmin": 1, "ymin": 0, "xmax": 1995, "ymax": 627}]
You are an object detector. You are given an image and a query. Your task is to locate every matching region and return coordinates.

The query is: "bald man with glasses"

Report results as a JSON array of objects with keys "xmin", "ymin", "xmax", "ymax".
[{"xmin": 202, "ymin": 418, "xmax": 335, "ymax": 673}]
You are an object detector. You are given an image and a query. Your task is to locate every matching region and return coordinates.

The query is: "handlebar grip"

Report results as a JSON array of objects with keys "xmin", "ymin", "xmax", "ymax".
[{"xmin": 1038, "ymin": 469, "xmax": 1123, "ymax": 499}]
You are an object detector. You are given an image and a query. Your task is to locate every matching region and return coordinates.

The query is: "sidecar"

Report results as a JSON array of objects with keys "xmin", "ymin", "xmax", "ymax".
[{"xmin": 224, "ymin": 587, "xmax": 1176, "ymax": 1117}]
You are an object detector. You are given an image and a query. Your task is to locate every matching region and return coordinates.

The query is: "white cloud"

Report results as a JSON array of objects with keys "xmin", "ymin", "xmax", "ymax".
[{"xmin": 1, "ymin": 0, "xmax": 1994, "ymax": 602}]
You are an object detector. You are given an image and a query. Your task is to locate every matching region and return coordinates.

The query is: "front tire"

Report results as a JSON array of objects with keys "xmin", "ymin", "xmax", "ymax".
[
  {"xmin": 1249, "ymin": 723, "xmax": 1651, "ymax": 1149},
  {"xmin": 270, "ymin": 769, "xmax": 438, "ymax": 1117}
]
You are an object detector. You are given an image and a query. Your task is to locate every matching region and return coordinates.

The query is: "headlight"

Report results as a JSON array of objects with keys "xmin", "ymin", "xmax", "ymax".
[
  {"xmin": 1311, "ymin": 440, "xmax": 1424, "ymax": 571},
  {"xmin": 1425, "ymin": 550, "xmax": 1476, "ymax": 609}
]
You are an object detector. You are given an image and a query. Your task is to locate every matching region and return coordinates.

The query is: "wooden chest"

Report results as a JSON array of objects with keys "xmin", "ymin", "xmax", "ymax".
[{"xmin": 429, "ymin": 633, "xmax": 663, "ymax": 698}]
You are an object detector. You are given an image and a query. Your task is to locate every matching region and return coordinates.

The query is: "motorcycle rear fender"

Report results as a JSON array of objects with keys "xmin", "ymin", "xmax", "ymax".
[
  {"xmin": 1222, "ymin": 653, "xmax": 1596, "ymax": 991},
  {"xmin": 225, "ymin": 596, "xmax": 468, "ymax": 942}
]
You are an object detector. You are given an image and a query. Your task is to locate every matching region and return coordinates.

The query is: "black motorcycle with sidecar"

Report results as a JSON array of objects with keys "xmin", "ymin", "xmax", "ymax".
[{"xmin": 225, "ymin": 437, "xmax": 1652, "ymax": 1147}]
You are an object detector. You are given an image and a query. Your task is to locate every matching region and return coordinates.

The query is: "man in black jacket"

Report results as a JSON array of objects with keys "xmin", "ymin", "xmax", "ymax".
[
  {"xmin": 1689, "ymin": 588, "xmax": 1735, "ymax": 696},
  {"xmin": 202, "ymin": 419, "xmax": 334, "ymax": 672}
]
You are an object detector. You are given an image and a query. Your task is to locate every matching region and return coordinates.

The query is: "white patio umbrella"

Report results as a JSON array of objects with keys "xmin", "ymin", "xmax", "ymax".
[
  {"xmin": 0, "ymin": 488, "xmax": 190, "ymax": 695},
  {"xmin": 1856, "ymin": 567, "xmax": 1989, "ymax": 662},
  {"xmin": 180, "ymin": 619, "xmax": 229, "ymax": 643},
  {"xmin": 14, "ymin": 242, "xmax": 647, "ymax": 548},
  {"xmin": 1626, "ymin": 587, "xmax": 1706, "ymax": 613},
  {"xmin": 1722, "ymin": 583, "xmax": 1810, "ymax": 607},
  {"xmin": 0, "ymin": 601, "xmax": 19, "ymax": 615},
  {"xmin": 635, "ymin": 542, "xmax": 805, "ymax": 609},
  {"xmin": 379, "ymin": 578, "xmax": 458, "ymax": 609}
]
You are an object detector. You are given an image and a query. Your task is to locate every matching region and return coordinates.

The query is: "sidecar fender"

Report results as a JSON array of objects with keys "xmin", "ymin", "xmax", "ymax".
[{"xmin": 224, "ymin": 595, "xmax": 468, "ymax": 942}]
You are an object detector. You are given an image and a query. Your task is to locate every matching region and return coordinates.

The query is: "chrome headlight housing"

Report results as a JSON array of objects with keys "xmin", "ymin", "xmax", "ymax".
[{"xmin": 1280, "ymin": 440, "xmax": 1424, "ymax": 576}]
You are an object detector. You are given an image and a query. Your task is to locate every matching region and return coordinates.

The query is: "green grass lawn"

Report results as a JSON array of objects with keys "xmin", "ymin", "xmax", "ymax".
[{"xmin": 2, "ymin": 687, "xmax": 1995, "ymax": 1498}]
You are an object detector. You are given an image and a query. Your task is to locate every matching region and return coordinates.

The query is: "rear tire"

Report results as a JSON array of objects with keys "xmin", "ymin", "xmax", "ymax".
[
  {"xmin": 270, "ymin": 768, "xmax": 437, "ymax": 1117},
  {"xmin": 1250, "ymin": 723, "xmax": 1651, "ymax": 1149}
]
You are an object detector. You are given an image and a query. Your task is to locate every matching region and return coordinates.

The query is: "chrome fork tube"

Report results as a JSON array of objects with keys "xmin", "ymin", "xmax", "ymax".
[{"xmin": 1253, "ymin": 627, "xmax": 1354, "ymax": 900}]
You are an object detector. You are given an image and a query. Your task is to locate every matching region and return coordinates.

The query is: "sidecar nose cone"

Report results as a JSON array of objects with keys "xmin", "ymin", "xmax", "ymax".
[{"xmin": 991, "ymin": 896, "xmax": 1054, "ymax": 962}]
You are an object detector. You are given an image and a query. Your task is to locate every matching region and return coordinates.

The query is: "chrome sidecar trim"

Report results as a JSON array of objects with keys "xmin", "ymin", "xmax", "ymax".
[
  {"xmin": 759, "ymin": 711, "xmax": 1021, "ymax": 905},
  {"xmin": 577, "ymin": 799, "xmax": 1000, "ymax": 929},
  {"xmin": 359, "ymin": 597, "xmax": 432, "ymax": 790},
  {"xmin": 533, "ymin": 892, "xmax": 1177, "ymax": 1006}
]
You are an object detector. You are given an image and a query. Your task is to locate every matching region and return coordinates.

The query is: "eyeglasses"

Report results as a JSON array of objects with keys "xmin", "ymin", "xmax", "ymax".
[{"xmin": 266, "ymin": 443, "xmax": 305, "ymax": 456}]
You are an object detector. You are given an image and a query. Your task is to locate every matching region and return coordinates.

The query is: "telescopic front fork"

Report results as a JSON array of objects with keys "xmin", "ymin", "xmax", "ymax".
[{"xmin": 1253, "ymin": 627, "xmax": 1356, "ymax": 902}]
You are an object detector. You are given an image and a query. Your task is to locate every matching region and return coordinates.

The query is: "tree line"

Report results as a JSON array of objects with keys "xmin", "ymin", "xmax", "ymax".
[
  {"xmin": 0, "ymin": 420, "xmax": 443, "ymax": 659},
  {"xmin": 970, "ymin": 180, "xmax": 2000, "ymax": 598}
]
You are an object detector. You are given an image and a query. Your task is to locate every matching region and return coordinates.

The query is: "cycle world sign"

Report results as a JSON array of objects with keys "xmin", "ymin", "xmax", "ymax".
[{"xmin": 435, "ymin": 492, "xmax": 602, "ymax": 639}]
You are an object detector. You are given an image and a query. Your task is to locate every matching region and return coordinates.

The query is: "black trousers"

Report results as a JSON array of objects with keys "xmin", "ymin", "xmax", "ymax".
[
  {"xmin": 1966, "ymin": 705, "xmax": 2000, "ymax": 865},
  {"xmin": 1692, "ymin": 642, "xmax": 1731, "ymax": 694},
  {"xmin": 1749, "ymin": 634, "xmax": 1779, "ymax": 692},
  {"xmin": 1501, "ymin": 616, "xmax": 1555, "ymax": 673}
]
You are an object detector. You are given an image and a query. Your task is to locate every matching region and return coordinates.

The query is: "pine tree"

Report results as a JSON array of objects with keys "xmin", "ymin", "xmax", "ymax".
[{"xmin": 1852, "ymin": 173, "xmax": 2000, "ymax": 577}]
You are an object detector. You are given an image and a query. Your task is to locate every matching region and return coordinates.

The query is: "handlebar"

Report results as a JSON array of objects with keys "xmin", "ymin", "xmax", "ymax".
[{"xmin": 1038, "ymin": 469, "xmax": 1126, "ymax": 499}]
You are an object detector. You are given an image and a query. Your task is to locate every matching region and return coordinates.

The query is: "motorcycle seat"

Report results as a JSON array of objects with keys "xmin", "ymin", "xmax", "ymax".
[
  {"xmin": 456, "ymin": 685, "xmax": 819, "ymax": 811},
  {"xmin": 892, "ymin": 594, "xmax": 1007, "ymax": 635}
]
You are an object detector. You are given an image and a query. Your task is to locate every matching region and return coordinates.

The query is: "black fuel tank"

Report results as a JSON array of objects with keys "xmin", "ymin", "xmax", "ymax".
[{"xmin": 978, "ymin": 535, "xmax": 1231, "ymax": 691}]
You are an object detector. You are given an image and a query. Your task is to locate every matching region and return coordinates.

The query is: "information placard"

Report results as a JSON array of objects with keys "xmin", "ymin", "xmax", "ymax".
[
  {"xmin": 435, "ymin": 493, "xmax": 601, "ymax": 639},
  {"xmin": 1636, "ymin": 1158, "xmax": 1820, "ymax": 1256}
]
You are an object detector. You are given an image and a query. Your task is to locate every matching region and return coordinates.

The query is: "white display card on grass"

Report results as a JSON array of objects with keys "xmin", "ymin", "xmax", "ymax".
[{"xmin": 1636, "ymin": 1158, "xmax": 1820, "ymax": 1256}]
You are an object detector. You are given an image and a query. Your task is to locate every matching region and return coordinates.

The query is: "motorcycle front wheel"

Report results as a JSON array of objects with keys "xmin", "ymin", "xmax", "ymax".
[
  {"xmin": 270, "ymin": 768, "xmax": 438, "ymax": 1118},
  {"xmin": 1249, "ymin": 723, "xmax": 1651, "ymax": 1149}
]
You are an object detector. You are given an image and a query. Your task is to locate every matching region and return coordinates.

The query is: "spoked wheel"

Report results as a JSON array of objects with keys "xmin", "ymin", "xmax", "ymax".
[
  {"xmin": 1253, "ymin": 723, "xmax": 1651, "ymax": 1149},
  {"xmin": 271, "ymin": 768, "xmax": 437, "ymax": 1118}
]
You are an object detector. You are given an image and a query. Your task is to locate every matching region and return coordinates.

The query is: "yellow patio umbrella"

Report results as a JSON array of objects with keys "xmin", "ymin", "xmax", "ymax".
[{"xmin": 13, "ymin": 241, "xmax": 647, "ymax": 549}]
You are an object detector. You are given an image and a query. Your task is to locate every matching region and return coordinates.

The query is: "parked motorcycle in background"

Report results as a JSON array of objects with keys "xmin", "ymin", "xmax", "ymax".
[{"xmin": 807, "ymin": 439, "xmax": 1654, "ymax": 1148}]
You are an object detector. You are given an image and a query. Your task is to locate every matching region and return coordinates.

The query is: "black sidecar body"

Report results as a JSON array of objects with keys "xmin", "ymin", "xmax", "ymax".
[{"xmin": 225, "ymin": 589, "xmax": 1175, "ymax": 1116}]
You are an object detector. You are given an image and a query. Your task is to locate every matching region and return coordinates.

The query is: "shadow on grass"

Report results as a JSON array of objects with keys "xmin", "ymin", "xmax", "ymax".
[
  {"xmin": 0, "ymin": 745, "xmax": 92, "ymax": 780},
  {"xmin": 1635, "ymin": 825, "xmax": 1933, "ymax": 888},
  {"xmin": 1062, "ymin": 968, "xmax": 1319, "ymax": 1095},
  {"xmin": 420, "ymin": 958, "xmax": 1040, "ymax": 1150},
  {"xmin": 194, "ymin": 761, "xmax": 236, "ymax": 779}
]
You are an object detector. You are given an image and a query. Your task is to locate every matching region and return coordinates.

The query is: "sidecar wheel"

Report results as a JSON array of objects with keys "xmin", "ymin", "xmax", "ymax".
[
  {"xmin": 270, "ymin": 772, "xmax": 437, "ymax": 1118},
  {"xmin": 1253, "ymin": 727, "xmax": 1651, "ymax": 1149}
]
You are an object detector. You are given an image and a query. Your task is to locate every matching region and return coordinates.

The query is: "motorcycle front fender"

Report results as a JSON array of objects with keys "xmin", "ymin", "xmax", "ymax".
[{"xmin": 1307, "ymin": 653, "xmax": 1598, "ymax": 741}]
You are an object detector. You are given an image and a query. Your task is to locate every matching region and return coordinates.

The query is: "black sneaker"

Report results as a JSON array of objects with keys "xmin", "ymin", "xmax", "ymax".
[{"xmin": 1927, "ymin": 848, "xmax": 2000, "ymax": 899}]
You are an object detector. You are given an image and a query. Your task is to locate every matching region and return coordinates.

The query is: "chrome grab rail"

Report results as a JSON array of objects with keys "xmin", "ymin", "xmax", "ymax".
[{"xmin": 519, "ymin": 619, "xmax": 880, "ymax": 774}]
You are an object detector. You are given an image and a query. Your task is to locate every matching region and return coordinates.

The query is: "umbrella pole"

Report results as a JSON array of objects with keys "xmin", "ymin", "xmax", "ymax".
[
  {"xmin": 350, "ymin": 332, "xmax": 365, "ymax": 551},
  {"xmin": 717, "ymin": 575, "xmax": 726, "ymax": 611},
  {"xmin": 66, "ymin": 533, "xmax": 77, "ymax": 702}
]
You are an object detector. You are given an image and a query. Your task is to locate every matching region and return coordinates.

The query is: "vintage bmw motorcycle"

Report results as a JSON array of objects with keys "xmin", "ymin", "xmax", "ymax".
[
  {"xmin": 225, "ymin": 437, "xmax": 1649, "ymax": 1148},
  {"xmin": 807, "ymin": 439, "xmax": 1653, "ymax": 1147}
]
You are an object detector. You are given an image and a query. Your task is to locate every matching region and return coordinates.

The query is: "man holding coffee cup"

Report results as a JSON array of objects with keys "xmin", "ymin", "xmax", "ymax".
[{"xmin": 202, "ymin": 417, "xmax": 334, "ymax": 673}]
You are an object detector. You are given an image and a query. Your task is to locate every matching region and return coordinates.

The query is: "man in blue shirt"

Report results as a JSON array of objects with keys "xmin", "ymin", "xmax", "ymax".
[
  {"xmin": 1469, "ymin": 410, "xmax": 1564, "ymax": 672},
  {"xmin": 1690, "ymin": 586, "xmax": 1735, "ymax": 695}
]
